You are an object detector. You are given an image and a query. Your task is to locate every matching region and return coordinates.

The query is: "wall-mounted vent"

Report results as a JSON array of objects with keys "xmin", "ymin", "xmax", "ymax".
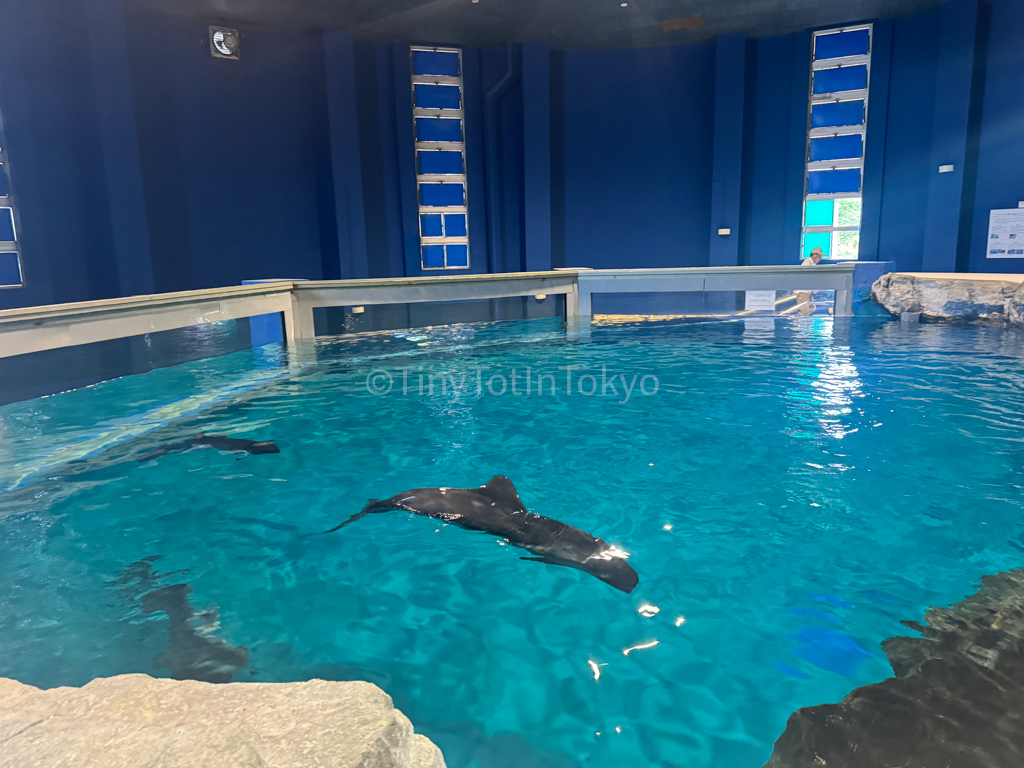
[{"xmin": 209, "ymin": 27, "xmax": 240, "ymax": 60}]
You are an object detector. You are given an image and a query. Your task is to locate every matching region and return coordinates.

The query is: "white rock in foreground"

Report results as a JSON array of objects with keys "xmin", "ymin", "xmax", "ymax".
[
  {"xmin": 0, "ymin": 674, "xmax": 445, "ymax": 768},
  {"xmin": 871, "ymin": 272, "xmax": 1024, "ymax": 321}
]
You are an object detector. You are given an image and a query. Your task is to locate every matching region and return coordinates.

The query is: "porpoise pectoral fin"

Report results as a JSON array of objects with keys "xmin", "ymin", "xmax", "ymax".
[{"xmin": 520, "ymin": 556, "xmax": 570, "ymax": 568}]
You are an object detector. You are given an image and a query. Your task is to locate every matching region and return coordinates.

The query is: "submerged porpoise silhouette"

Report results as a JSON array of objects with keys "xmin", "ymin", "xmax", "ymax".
[
  {"xmin": 326, "ymin": 475, "xmax": 639, "ymax": 593},
  {"xmin": 141, "ymin": 584, "xmax": 251, "ymax": 683},
  {"xmin": 137, "ymin": 433, "xmax": 280, "ymax": 461},
  {"xmin": 116, "ymin": 557, "xmax": 250, "ymax": 683}
]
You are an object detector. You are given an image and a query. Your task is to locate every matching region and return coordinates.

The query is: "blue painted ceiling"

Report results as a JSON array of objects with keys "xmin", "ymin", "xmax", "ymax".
[{"xmin": 139, "ymin": 0, "xmax": 946, "ymax": 47}]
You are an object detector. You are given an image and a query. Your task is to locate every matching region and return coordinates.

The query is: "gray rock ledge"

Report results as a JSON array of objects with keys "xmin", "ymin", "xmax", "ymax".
[
  {"xmin": 0, "ymin": 674, "xmax": 445, "ymax": 768},
  {"xmin": 872, "ymin": 272, "xmax": 1024, "ymax": 322}
]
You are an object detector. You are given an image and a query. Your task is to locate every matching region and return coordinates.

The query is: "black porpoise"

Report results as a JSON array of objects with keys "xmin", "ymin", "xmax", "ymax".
[
  {"xmin": 326, "ymin": 475, "xmax": 639, "ymax": 593},
  {"xmin": 137, "ymin": 433, "xmax": 281, "ymax": 461}
]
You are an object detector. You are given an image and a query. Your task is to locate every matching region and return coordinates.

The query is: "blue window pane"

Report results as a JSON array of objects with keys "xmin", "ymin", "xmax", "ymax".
[
  {"xmin": 0, "ymin": 168, "xmax": 7, "ymax": 197},
  {"xmin": 420, "ymin": 182, "xmax": 465, "ymax": 207},
  {"xmin": 413, "ymin": 83, "xmax": 461, "ymax": 109},
  {"xmin": 422, "ymin": 244, "xmax": 445, "ymax": 268},
  {"xmin": 417, "ymin": 150, "xmax": 464, "ymax": 175},
  {"xmin": 809, "ymin": 134, "xmax": 863, "ymax": 161},
  {"xmin": 814, "ymin": 29, "xmax": 870, "ymax": 60},
  {"xmin": 813, "ymin": 65, "xmax": 867, "ymax": 94},
  {"xmin": 811, "ymin": 100, "xmax": 865, "ymax": 128},
  {"xmin": 0, "ymin": 208, "xmax": 15, "ymax": 241},
  {"xmin": 445, "ymin": 244, "xmax": 469, "ymax": 267},
  {"xmin": 803, "ymin": 232, "xmax": 832, "ymax": 258},
  {"xmin": 415, "ymin": 117, "xmax": 462, "ymax": 142},
  {"xmin": 420, "ymin": 214, "xmax": 443, "ymax": 237},
  {"xmin": 807, "ymin": 169, "xmax": 861, "ymax": 195},
  {"xmin": 444, "ymin": 214, "xmax": 467, "ymax": 237},
  {"xmin": 412, "ymin": 50, "xmax": 460, "ymax": 76},
  {"xmin": 804, "ymin": 199, "xmax": 834, "ymax": 227},
  {"xmin": 0, "ymin": 251, "xmax": 21, "ymax": 285}
]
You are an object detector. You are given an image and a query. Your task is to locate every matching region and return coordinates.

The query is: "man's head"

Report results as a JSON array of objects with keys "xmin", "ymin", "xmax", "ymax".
[{"xmin": 809, "ymin": 247, "xmax": 824, "ymax": 264}]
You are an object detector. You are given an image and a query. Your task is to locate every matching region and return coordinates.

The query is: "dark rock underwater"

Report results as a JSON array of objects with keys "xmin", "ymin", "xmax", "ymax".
[{"xmin": 765, "ymin": 570, "xmax": 1024, "ymax": 768}]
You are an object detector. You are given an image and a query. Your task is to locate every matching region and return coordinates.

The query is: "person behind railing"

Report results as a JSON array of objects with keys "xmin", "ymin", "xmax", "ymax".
[
  {"xmin": 802, "ymin": 247, "xmax": 824, "ymax": 267},
  {"xmin": 796, "ymin": 247, "xmax": 823, "ymax": 315}
]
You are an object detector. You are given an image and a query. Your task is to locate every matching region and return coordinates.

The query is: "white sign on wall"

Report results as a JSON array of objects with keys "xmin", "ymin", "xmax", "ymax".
[
  {"xmin": 986, "ymin": 208, "xmax": 1024, "ymax": 258},
  {"xmin": 744, "ymin": 290, "xmax": 776, "ymax": 311}
]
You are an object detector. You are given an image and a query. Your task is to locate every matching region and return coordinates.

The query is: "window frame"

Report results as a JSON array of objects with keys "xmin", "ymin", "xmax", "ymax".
[
  {"xmin": 801, "ymin": 24, "xmax": 872, "ymax": 261},
  {"xmin": 0, "ymin": 131, "xmax": 23, "ymax": 289},
  {"xmin": 411, "ymin": 46, "xmax": 470, "ymax": 271}
]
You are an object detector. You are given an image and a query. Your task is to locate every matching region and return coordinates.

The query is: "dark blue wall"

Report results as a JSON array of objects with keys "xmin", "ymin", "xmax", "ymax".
[
  {"xmin": 0, "ymin": 0, "xmax": 120, "ymax": 309},
  {"xmin": 0, "ymin": 0, "xmax": 340, "ymax": 310},
  {"xmin": 709, "ymin": 33, "xmax": 746, "ymax": 267},
  {"xmin": 741, "ymin": 33, "xmax": 810, "ymax": 267},
  {"xmin": 968, "ymin": 0, "xmax": 1024, "ymax": 273},
  {"xmin": 874, "ymin": 0, "xmax": 1024, "ymax": 274},
  {"xmin": 920, "ymin": 0, "xmax": 980, "ymax": 272},
  {"xmin": 481, "ymin": 46, "xmax": 525, "ymax": 275},
  {"xmin": 561, "ymin": 45, "xmax": 715, "ymax": 268},
  {"xmin": 875, "ymin": 13, "xmax": 939, "ymax": 272},
  {"xmin": 125, "ymin": 2, "xmax": 336, "ymax": 292},
  {"xmin": 1, "ymin": 0, "xmax": 1023, "ymax": 310}
]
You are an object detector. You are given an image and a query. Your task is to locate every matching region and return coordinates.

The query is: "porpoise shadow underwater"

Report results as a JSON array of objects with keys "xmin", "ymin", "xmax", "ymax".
[{"xmin": 137, "ymin": 433, "xmax": 280, "ymax": 462}]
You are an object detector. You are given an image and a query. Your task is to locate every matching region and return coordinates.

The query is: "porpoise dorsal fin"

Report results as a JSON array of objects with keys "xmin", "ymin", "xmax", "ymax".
[{"xmin": 481, "ymin": 475, "xmax": 527, "ymax": 513}]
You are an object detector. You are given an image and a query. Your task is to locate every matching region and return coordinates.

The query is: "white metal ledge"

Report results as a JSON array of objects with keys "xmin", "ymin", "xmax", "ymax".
[
  {"xmin": 0, "ymin": 265, "xmax": 856, "ymax": 360},
  {"xmin": 0, "ymin": 283, "xmax": 296, "ymax": 360},
  {"xmin": 573, "ymin": 264, "xmax": 856, "ymax": 317}
]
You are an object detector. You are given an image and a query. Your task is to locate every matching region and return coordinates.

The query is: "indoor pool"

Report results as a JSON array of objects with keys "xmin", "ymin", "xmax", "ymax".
[{"xmin": 3, "ymin": 315, "xmax": 1024, "ymax": 768}]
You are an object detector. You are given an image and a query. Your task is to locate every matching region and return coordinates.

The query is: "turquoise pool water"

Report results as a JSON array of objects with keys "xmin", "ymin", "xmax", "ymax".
[{"xmin": 3, "ymin": 316, "xmax": 1024, "ymax": 767}]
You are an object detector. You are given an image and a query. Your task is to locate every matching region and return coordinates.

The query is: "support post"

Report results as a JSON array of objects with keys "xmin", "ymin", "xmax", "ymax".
[
  {"xmin": 577, "ymin": 283, "xmax": 592, "ymax": 316},
  {"xmin": 564, "ymin": 284, "xmax": 579, "ymax": 318},
  {"xmin": 834, "ymin": 273, "xmax": 855, "ymax": 317},
  {"xmin": 283, "ymin": 293, "xmax": 316, "ymax": 342},
  {"xmin": 581, "ymin": 286, "xmax": 598, "ymax": 317}
]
